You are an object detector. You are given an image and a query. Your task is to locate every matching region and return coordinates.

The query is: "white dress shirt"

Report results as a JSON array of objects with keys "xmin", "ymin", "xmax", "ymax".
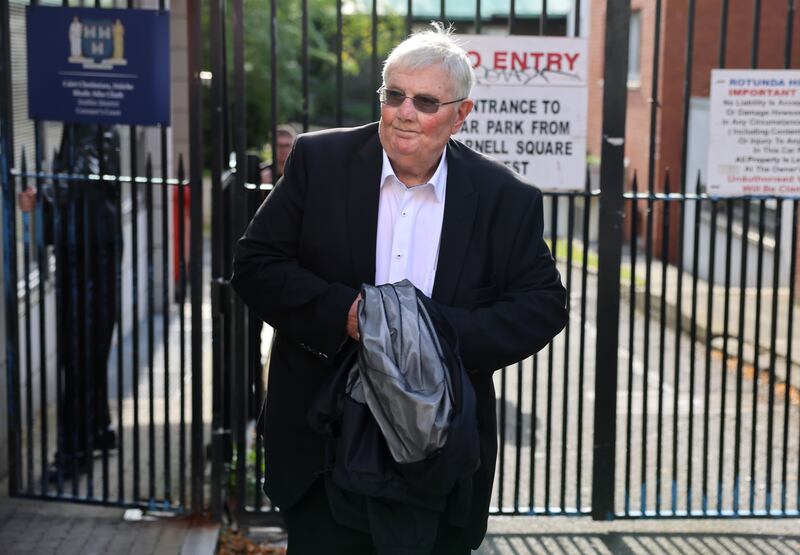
[{"xmin": 374, "ymin": 149, "xmax": 447, "ymax": 297}]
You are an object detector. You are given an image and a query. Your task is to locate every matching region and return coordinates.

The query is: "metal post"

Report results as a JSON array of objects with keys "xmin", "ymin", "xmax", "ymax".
[
  {"xmin": 301, "ymin": 0, "xmax": 309, "ymax": 132},
  {"xmin": 125, "ymin": 0, "xmax": 142, "ymax": 507},
  {"xmin": 31, "ymin": 0, "xmax": 48, "ymax": 502},
  {"xmin": 371, "ymin": 0, "xmax": 378, "ymax": 121},
  {"xmin": 209, "ymin": 0, "xmax": 225, "ymax": 520},
  {"xmin": 337, "ymin": 0, "xmax": 343, "ymax": 126},
  {"xmin": 591, "ymin": 0, "xmax": 630, "ymax": 521},
  {"xmin": 158, "ymin": 0, "xmax": 171, "ymax": 510},
  {"xmin": 231, "ymin": 0, "xmax": 248, "ymax": 515},
  {"xmin": 269, "ymin": 0, "xmax": 277, "ymax": 175},
  {"xmin": 0, "ymin": 0, "xmax": 21, "ymax": 498},
  {"xmin": 187, "ymin": 0, "xmax": 205, "ymax": 514}
]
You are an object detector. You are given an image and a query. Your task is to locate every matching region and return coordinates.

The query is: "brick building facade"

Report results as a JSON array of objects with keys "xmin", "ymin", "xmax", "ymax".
[{"xmin": 588, "ymin": 0, "xmax": 800, "ymax": 261}]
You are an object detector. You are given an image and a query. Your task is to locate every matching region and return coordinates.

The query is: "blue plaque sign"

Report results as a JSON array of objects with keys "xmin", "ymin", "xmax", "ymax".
[{"xmin": 26, "ymin": 6, "xmax": 170, "ymax": 126}]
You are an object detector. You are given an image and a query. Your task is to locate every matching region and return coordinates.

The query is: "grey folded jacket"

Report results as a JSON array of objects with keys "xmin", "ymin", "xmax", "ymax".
[{"xmin": 347, "ymin": 280, "xmax": 454, "ymax": 464}]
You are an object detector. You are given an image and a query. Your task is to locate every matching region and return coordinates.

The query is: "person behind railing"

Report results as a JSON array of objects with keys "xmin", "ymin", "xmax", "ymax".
[
  {"xmin": 231, "ymin": 23, "xmax": 567, "ymax": 554},
  {"xmin": 259, "ymin": 124, "xmax": 297, "ymax": 186},
  {"xmin": 18, "ymin": 123, "xmax": 120, "ymax": 480}
]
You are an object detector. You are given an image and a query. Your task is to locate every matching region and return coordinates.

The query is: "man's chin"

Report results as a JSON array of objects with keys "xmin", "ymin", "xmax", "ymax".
[
  {"xmin": 387, "ymin": 147, "xmax": 418, "ymax": 162},
  {"xmin": 392, "ymin": 135, "xmax": 421, "ymax": 151}
]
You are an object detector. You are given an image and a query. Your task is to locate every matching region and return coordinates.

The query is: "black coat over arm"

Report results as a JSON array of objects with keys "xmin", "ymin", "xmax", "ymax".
[{"xmin": 231, "ymin": 122, "xmax": 568, "ymax": 548}]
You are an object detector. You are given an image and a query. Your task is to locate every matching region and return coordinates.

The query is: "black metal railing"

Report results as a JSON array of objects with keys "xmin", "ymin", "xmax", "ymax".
[
  {"xmin": 4, "ymin": 0, "xmax": 800, "ymax": 526},
  {"xmin": 600, "ymin": 0, "xmax": 800, "ymax": 519},
  {"xmin": 492, "ymin": 185, "xmax": 599, "ymax": 516},
  {"xmin": 3, "ymin": 150, "xmax": 201, "ymax": 511},
  {"xmin": 209, "ymin": 0, "xmax": 800, "ymax": 525},
  {"xmin": 209, "ymin": 0, "xmax": 595, "ymax": 523},
  {"xmin": 614, "ymin": 186, "xmax": 800, "ymax": 518},
  {"xmin": 1, "ymin": 0, "xmax": 205, "ymax": 513}
]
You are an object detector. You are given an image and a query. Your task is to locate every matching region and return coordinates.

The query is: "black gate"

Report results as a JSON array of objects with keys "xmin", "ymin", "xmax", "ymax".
[
  {"xmin": 593, "ymin": 0, "xmax": 800, "ymax": 520},
  {"xmin": 210, "ymin": 0, "xmax": 800, "ymax": 525},
  {"xmin": 4, "ymin": 0, "xmax": 800, "ymax": 525},
  {"xmin": 208, "ymin": 0, "xmax": 599, "ymax": 521},
  {"xmin": 1, "ymin": 0, "xmax": 206, "ymax": 513}
]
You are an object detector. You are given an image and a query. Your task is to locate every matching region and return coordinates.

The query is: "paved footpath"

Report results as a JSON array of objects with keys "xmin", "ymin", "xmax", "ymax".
[
  {"xmin": 479, "ymin": 516, "xmax": 800, "ymax": 554},
  {"xmin": 0, "ymin": 483, "xmax": 218, "ymax": 555},
  {"xmin": 3, "ymin": 487, "xmax": 800, "ymax": 555}
]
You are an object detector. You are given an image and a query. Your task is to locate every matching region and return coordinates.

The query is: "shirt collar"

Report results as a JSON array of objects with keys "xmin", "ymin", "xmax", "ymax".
[{"xmin": 380, "ymin": 148, "xmax": 448, "ymax": 202}]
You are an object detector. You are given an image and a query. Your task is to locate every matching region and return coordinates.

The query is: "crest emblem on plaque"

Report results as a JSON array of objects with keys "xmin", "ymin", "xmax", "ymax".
[{"xmin": 68, "ymin": 16, "xmax": 127, "ymax": 70}]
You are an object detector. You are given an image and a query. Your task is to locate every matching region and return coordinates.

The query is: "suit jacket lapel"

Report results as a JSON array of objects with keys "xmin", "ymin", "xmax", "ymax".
[
  {"xmin": 432, "ymin": 140, "xmax": 477, "ymax": 305},
  {"xmin": 347, "ymin": 128, "xmax": 382, "ymax": 287}
]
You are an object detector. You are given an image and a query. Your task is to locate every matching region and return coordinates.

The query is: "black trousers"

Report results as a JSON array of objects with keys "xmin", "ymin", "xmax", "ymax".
[
  {"xmin": 57, "ymin": 237, "xmax": 116, "ymax": 461},
  {"xmin": 282, "ymin": 479, "xmax": 472, "ymax": 555}
]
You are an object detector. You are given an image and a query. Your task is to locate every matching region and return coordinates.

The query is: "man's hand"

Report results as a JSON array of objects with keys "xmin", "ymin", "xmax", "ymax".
[
  {"xmin": 346, "ymin": 294, "xmax": 361, "ymax": 341},
  {"xmin": 17, "ymin": 186, "xmax": 36, "ymax": 212}
]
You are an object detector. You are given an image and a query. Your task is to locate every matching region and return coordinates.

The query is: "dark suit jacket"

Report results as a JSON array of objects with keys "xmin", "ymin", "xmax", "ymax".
[{"xmin": 231, "ymin": 122, "xmax": 567, "ymax": 548}]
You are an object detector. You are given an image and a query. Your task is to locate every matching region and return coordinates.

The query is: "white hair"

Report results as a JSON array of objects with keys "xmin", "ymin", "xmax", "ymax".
[{"xmin": 382, "ymin": 22, "xmax": 475, "ymax": 100}]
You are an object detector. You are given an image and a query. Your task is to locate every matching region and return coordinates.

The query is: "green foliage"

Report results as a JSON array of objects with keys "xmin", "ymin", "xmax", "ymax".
[
  {"xmin": 203, "ymin": 0, "xmax": 407, "ymax": 164},
  {"xmin": 226, "ymin": 442, "xmax": 265, "ymax": 497}
]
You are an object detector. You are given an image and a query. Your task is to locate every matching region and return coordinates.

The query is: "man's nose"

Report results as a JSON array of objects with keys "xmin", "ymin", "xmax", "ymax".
[{"xmin": 397, "ymin": 96, "xmax": 417, "ymax": 118}]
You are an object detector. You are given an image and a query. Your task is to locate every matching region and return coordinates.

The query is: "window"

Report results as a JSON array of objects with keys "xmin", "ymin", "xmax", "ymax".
[{"xmin": 628, "ymin": 10, "xmax": 642, "ymax": 87}]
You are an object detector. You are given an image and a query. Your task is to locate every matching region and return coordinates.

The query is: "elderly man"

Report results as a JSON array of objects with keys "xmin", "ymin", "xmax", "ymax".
[{"xmin": 232, "ymin": 24, "xmax": 567, "ymax": 554}]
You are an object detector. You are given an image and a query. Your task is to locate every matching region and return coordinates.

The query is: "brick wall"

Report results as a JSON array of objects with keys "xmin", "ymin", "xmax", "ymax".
[{"xmin": 589, "ymin": 0, "xmax": 800, "ymax": 261}]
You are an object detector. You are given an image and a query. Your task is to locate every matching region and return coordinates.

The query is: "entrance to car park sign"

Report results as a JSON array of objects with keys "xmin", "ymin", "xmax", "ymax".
[{"xmin": 458, "ymin": 35, "xmax": 588, "ymax": 191}]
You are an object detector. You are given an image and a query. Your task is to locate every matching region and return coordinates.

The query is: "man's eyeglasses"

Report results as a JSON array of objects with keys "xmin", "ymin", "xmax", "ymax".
[{"xmin": 377, "ymin": 87, "xmax": 465, "ymax": 114}]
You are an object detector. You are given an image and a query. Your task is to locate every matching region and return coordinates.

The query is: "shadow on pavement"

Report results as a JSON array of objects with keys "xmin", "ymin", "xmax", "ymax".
[{"xmin": 478, "ymin": 531, "xmax": 800, "ymax": 554}]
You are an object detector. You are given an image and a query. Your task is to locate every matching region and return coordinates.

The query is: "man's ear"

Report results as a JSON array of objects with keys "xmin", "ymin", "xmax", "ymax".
[{"xmin": 451, "ymin": 99, "xmax": 475, "ymax": 134}]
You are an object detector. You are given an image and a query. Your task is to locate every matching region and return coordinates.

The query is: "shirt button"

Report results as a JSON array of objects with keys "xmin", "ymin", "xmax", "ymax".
[
  {"xmin": 401, "ymin": 211, "xmax": 407, "ymax": 217},
  {"xmin": 396, "ymin": 253, "xmax": 402, "ymax": 258}
]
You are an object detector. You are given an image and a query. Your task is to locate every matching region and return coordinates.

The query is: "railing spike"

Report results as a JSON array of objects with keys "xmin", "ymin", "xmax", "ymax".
[
  {"xmin": 20, "ymin": 148, "xmax": 28, "ymax": 190},
  {"xmin": 584, "ymin": 165, "xmax": 591, "ymax": 193},
  {"xmin": 178, "ymin": 154, "xmax": 185, "ymax": 184}
]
